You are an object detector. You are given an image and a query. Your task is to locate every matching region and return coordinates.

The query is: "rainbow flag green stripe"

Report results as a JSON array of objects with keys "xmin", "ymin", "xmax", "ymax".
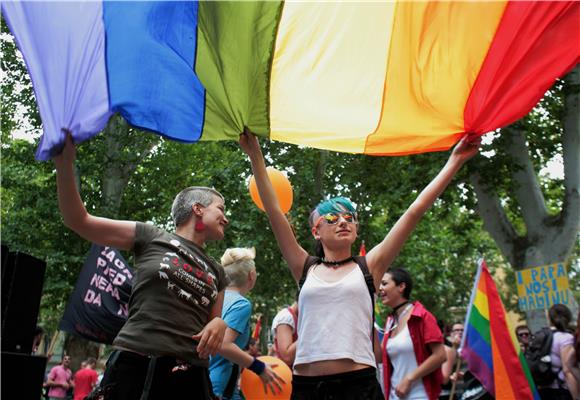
[
  {"xmin": 519, "ymin": 350, "xmax": 538, "ymax": 394},
  {"xmin": 195, "ymin": 1, "xmax": 284, "ymax": 140},
  {"xmin": 468, "ymin": 303, "xmax": 491, "ymax": 345}
]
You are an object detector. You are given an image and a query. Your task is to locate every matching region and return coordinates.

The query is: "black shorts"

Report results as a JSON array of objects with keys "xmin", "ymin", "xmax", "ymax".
[
  {"xmin": 92, "ymin": 350, "xmax": 214, "ymax": 400},
  {"xmin": 291, "ymin": 367, "xmax": 384, "ymax": 400}
]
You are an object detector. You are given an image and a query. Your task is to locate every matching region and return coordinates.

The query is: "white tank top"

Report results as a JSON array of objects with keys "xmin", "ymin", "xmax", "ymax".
[
  {"xmin": 386, "ymin": 324, "xmax": 428, "ymax": 399},
  {"xmin": 294, "ymin": 264, "xmax": 375, "ymax": 369}
]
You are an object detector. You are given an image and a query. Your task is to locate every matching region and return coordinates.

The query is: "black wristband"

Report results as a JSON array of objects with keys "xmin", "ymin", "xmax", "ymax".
[{"xmin": 248, "ymin": 358, "xmax": 266, "ymax": 375}]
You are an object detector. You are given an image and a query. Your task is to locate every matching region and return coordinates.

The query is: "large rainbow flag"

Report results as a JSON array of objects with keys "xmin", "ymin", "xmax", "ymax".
[
  {"xmin": 3, "ymin": 1, "xmax": 579, "ymax": 160},
  {"xmin": 461, "ymin": 259, "xmax": 539, "ymax": 400}
]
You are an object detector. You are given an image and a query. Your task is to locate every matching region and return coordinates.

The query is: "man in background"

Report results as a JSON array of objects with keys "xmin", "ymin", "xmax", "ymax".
[
  {"xmin": 515, "ymin": 324, "xmax": 532, "ymax": 353},
  {"xmin": 73, "ymin": 358, "xmax": 98, "ymax": 400},
  {"xmin": 245, "ymin": 338, "xmax": 262, "ymax": 358},
  {"xmin": 46, "ymin": 355, "xmax": 73, "ymax": 400}
]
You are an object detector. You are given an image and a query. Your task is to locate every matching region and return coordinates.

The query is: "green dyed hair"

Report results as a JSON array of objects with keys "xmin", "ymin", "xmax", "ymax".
[{"xmin": 308, "ymin": 197, "xmax": 357, "ymax": 227}]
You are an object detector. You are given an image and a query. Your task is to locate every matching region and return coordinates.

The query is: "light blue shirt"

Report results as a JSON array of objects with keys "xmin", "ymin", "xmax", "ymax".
[{"xmin": 209, "ymin": 290, "xmax": 252, "ymax": 399}]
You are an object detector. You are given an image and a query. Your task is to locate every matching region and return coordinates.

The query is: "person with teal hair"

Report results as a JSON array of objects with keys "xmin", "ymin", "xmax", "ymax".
[
  {"xmin": 308, "ymin": 197, "xmax": 357, "ymax": 259},
  {"xmin": 240, "ymin": 131, "xmax": 480, "ymax": 400}
]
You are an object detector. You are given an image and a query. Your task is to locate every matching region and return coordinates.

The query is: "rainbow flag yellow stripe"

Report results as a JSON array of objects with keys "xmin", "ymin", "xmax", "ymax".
[{"xmin": 271, "ymin": 1, "xmax": 508, "ymax": 154}]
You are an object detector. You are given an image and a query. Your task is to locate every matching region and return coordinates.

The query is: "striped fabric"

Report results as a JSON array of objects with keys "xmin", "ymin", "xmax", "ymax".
[
  {"xmin": 3, "ymin": 1, "xmax": 579, "ymax": 160},
  {"xmin": 461, "ymin": 259, "xmax": 539, "ymax": 400}
]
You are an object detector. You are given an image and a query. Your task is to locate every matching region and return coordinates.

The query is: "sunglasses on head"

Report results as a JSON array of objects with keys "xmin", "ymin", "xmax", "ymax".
[{"xmin": 315, "ymin": 212, "xmax": 357, "ymax": 227}]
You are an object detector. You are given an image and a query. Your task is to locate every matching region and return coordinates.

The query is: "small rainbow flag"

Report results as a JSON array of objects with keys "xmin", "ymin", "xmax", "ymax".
[
  {"xmin": 252, "ymin": 315, "xmax": 262, "ymax": 340},
  {"xmin": 461, "ymin": 259, "xmax": 539, "ymax": 400},
  {"xmin": 359, "ymin": 241, "xmax": 367, "ymax": 257}
]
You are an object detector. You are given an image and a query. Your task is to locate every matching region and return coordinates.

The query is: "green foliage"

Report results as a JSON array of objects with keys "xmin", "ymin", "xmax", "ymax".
[
  {"xmin": 1, "ymin": 16, "xmax": 41, "ymax": 140},
  {"xmin": 1, "ymin": 137, "xmax": 86, "ymax": 331},
  {"xmin": 2, "ymin": 17, "xmax": 576, "ymax": 346}
]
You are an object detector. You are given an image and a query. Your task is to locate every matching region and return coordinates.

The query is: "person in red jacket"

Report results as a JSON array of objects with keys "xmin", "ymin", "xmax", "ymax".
[
  {"xmin": 379, "ymin": 268, "xmax": 446, "ymax": 400},
  {"xmin": 73, "ymin": 358, "xmax": 98, "ymax": 400}
]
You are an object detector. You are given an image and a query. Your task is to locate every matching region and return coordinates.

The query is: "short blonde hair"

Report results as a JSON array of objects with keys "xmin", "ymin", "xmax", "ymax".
[{"xmin": 221, "ymin": 247, "xmax": 256, "ymax": 287}]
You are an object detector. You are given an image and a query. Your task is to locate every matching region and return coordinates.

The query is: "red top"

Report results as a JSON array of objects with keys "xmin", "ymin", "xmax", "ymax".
[
  {"xmin": 381, "ymin": 301, "xmax": 443, "ymax": 400},
  {"xmin": 73, "ymin": 368, "xmax": 98, "ymax": 400}
]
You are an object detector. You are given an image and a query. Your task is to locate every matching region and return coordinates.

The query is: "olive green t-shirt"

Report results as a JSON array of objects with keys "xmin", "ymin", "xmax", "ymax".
[{"xmin": 113, "ymin": 222, "xmax": 227, "ymax": 366}]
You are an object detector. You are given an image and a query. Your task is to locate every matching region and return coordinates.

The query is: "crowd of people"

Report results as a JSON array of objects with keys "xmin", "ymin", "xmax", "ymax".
[
  {"xmin": 43, "ymin": 300, "xmax": 579, "ymax": 400},
  {"xmin": 43, "ymin": 356, "xmax": 100, "ymax": 400},
  {"xmin": 48, "ymin": 131, "xmax": 580, "ymax": 400}
]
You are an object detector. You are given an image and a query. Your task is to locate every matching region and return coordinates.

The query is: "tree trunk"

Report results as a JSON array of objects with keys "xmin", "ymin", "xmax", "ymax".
[
  {"xmin": 471, "ymin": 65, "xmax": 580, "ymax": 332},
  {"xmin": 314, "ymin": 150, "xmax": 329, "ymax": 199},
  {"xmin": 63, "ymin": 333, "xmax": 101, "ymax": 372}
]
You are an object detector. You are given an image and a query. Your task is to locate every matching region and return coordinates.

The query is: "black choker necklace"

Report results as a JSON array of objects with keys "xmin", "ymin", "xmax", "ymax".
[
  {"xmin": 392, "ymin": 301, "xmax": 409, "ymax": 315},
  {"xmin": 321, "ymin": 256, "xmax": 354, "ymax": 268}
]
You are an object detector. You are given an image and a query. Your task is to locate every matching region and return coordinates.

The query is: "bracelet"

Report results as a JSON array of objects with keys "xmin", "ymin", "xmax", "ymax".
[{"xmin": 248, "ymin": 358, "xmax": 266, "ymax": 375}]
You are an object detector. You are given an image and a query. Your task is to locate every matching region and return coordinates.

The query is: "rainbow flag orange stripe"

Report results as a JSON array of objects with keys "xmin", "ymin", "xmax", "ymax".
[{"xmin": 462, "ymin": 260, "xmax": 539, "ymax": 400}]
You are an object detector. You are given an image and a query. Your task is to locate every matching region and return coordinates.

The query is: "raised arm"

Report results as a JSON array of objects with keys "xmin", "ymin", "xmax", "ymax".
[
  {"xmin": 366, "ymin": 135, "xmax": 481, "ymax": 284},
  {"xmin": 441, "ymin": 345, "xmax": 457, "ymax": 384},
  {"xmin": 54, "ymin": 134, "xmax": 136, "ymax": 250},
  {"xmin": 239, "ymin": 132, "xmax": 308, "ymax": 281}
]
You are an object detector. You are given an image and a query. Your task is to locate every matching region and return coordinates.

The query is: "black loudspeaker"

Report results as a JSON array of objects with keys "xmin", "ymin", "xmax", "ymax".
[
  {"xmin": 1, "ymin": 248, "xmax": 46, "ymax": 354},
  {"xmin": 1, "ymin": 244, "xmax": 9, "ymax": 275},
  {"xmin": 1, "ymin": 352, "xmax": 47, "ymax": 399}
]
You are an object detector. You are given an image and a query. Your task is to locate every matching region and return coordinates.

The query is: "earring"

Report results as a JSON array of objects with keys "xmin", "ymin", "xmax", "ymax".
[{"xmin": 195, "ymin": 220, "xmax": 205, "ymax": 232}]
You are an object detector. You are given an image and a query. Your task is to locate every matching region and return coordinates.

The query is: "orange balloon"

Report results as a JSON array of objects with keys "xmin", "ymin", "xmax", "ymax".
[
  {"xmin": 249, "ymin": 167, "xmax": 293, "ymax": 214},
  {"xmin": 240, "ymin": 356, "xmax": 292, "ymax": 400}
]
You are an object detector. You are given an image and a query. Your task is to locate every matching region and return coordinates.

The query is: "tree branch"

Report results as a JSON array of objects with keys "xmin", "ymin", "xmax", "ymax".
[
  {"xmin": 101, "ymin": 116, "xmax": 157, "ymax": 216},
  {"xmin": 470, "ymin": 171, "xmax": 519, "ymax": 266},
  {"xmin": 503, "ymin": 127, "xmax": 548, "ymax": 238}
]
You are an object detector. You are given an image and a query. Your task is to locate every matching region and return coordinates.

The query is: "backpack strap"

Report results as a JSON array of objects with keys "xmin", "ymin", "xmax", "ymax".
[
  {"xmin": 298, "ymin": 256, "xmax": 321, "ymax": 292},
  {"xmin": 352, "ymin": 255, "xmax": 375, "ymax": 301},
  {"xmin": 353, "ymin": 256, "xmax": 376, "ymax": 350}
]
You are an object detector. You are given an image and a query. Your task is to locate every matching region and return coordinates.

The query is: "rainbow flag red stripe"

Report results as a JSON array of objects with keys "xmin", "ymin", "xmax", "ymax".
[{"xmin": 461, "ymin": 259, "xmax": 539, "ymax": 400}]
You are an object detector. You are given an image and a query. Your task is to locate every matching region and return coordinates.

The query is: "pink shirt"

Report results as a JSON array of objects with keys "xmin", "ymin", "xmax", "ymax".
[{"xmin": 47, "ymin": 364, "xmax": 72, "ymax": 398}]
